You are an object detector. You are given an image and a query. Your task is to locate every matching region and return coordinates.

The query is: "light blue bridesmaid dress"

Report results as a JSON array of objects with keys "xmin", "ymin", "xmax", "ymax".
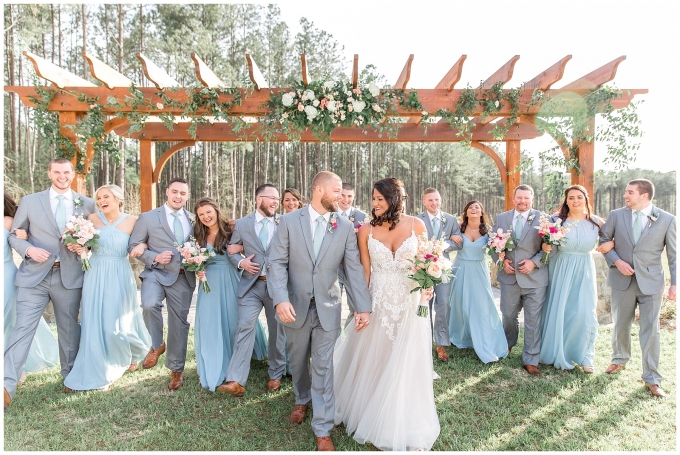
[
  {"xmin": 64, "ymin": 213, "xmax": 151, "ymax": 390},
  {"xmin": 448, "ymin": 234, "xmax": 509, "ymax": 363},
  {"xmin": 194, "ymin": 244, "xmax": 268, "ymax": 392},
  {"xmin": 539, "ymin": 218, "xmax": 599, "ymax": 370},
  {"xmin": 4, "ymin": 228, "xmax": 59, "ymax": 372}
]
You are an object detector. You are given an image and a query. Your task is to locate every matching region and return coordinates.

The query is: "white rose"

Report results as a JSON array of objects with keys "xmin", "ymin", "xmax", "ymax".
[
  {"xmin": 304, "ymin": 105, "xmax": 318, "ymax": 121},
  {"xmin": 372, "ymin": 103, "xmax": 381, "ymax": 112},
  {"xmin": 313, "ymin": 99, "xmax": 320, "ymax": 107},
  {"xmin": 353, "ymin": 100, "xmax": 366, "ymax": 113},
  {"xmin": 323, "ymin": 81, "xmax": 335, "ymax": 90},
  {"xmin": 281, "ymin": 93, "xmax": 294, "ymax": 107},
  {"xmin": 347, "ymin": 97, "xmax": 354, "ymax": 103},
  {"xmin": 326, "ymin": 100, "xmax": 337, "ymax": 112},
  {"xmin": 427, "ymin": 262, "xmax": 443, "ymax": 279},
  {"xmin": 303, "ymin": 89, "xmax": 316, "ymax": 101},
  {"xmin": 368, "ymin": 81, "xmax": 380, "ymax": 97}
]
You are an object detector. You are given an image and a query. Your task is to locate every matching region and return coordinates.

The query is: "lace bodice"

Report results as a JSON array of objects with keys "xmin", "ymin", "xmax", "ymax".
[{"xmin": 367, "ymin": 231, "xmax": 420, "ymax": 341}]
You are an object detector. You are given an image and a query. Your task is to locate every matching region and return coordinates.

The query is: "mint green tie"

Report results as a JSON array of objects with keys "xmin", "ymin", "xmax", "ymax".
[
  {"xmin": 633, "ymin": 210, "xmax": 643, "ymax": 245},
  {"xmin": 171, "ymin": 212, "xmax": 184, "ymax": 245},
  {"xmin": 55, "ymin": 195, "xmax": 67, "ymax": 233},
  {"xmin": 313, "ymin": 216, "xmax": 325, "ymax": 261},
  {"xmin": 432, "ymin": 216, "xmax": 441, "ymax": 238},
  {"xmin": 259, "ymin": 218, "xmax": 270, "ymax": 249},
  {"xmin": 514, "ymin": 214, "xmax": 524, "ymax": 240},
  {"xmin": 341, "ymin": 212, "xmax": 348, "ymax": 217}
]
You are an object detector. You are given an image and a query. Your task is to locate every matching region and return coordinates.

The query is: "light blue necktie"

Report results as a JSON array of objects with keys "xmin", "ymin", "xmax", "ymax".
[
  {"xmin": 341, "ymin": 212, "xmax": 348, "ymax": 217},
  {"xmin": 171, "ymin": 212, "xmax": 184, "ymax": 245},
  {"xmin": 432, "ymin": 216, "xmax": 441, "ymax": 238},
  {"xmin": 633, "ymin": 210, "xmax": 643, "ymax": 245},
  {"xmin": 514, "ymin": 214, "xmax": 524, "ymax": 240},
  {"xmin": 55, "ymin": 194, "xmax": 67, "ymax": 234},
  {"xmin": 259, "ymin": 218, "xmax": 270, "ymax": 249},
  {"xmin": 313, "ymin": 216, "xmax": 326, "ymax": 261}
]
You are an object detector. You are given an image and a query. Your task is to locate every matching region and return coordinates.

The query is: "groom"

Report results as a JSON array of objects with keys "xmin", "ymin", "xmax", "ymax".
[
  {"xmin": 268, "ymin": 171, "xmax": 371, "ymax": 451},
  {"xmin": 597, "ymin": 179, "xmax": 676, "ymax": 398},
  {"xmin": 5, "ymin": 158, "xmax": 95, "ymax": 409}
]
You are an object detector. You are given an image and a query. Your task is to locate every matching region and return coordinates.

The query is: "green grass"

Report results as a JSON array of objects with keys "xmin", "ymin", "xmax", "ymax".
[{"xmin": 4, "ymin": 324, "xmax": 676, "ymax": 451}]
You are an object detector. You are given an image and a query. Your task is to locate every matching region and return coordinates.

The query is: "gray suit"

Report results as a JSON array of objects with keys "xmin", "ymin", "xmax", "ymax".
[
  {"xmin": 600, "ymin": 205, "xmax": 676, "ymax": 385},
  {"xmin": 128, "ymin": 206, "xmax": 196, "ymax": 372},
  {"xmin": 417, "ymin": 211, "xmax": 462, "ymax": 346},
  {"xmin": 268, "ymin": 208, "xmax": 371, "ymax": 437},
  {"xmin": 337, "ymin": 208, "xmax": 368, "ymax": 328},
  {"xmin": 4, "ymin": 189, "xmax": 95, "ymax": 398},
  {"xmin": 224, "ymin": 212, "xmax": 286, "ymax": 386},
  {"xmin": 491, "ymin": 209, "xmax": 548, "ymax": 366}
]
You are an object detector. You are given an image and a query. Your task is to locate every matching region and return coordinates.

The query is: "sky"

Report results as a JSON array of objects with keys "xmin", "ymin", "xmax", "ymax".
[{"xmin": 267, "ymin": 0, "xmax": 678, "ymax": 174}]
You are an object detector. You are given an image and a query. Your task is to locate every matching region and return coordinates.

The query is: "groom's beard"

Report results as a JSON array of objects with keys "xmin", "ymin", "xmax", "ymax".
[
  {"xmin": 321, "ymin": 195, "xmax": 339, "ymax": 213},
  {"xmin": 258, "ymin": 201, "xmax": 277, "ymax": 218}
]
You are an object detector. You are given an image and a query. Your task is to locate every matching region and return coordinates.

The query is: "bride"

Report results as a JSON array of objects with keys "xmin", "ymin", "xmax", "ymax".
[{"xmin": 334, "ymin": 178, "xmax": 440, "ymax": 451}]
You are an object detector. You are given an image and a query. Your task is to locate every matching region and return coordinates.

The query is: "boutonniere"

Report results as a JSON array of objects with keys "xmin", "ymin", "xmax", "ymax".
[
  {"xmin": 73, "ymin": 197, "xmax": 83, "ymax": 209},
  {"xmin": 274, "ymin": 214, "xmax": 281, "ymax": 225},
  {"xmin": 647, "ymin": 211, "xmax": 659, "ymax": 228},
  {"xmin": 354, "ymin": 219, "xmax": 367, "ymax": 234},
  {"xmin": 188, "ymin": 213, "xmax": 196, "ymax": 226},
  {"xmin": 440, "ymin": 213, "xmax": 447, "ymax": 227},
  {"xmin": 527, "ymin": 212, "xmax": 536, "ymax": 224},
  {"xmin": 348, "ymin": 209, "xmax": 356, "ymax": 223},
  {"xmin": 328, "ymin": 213, "xmax": 338, "ymax": 233}
]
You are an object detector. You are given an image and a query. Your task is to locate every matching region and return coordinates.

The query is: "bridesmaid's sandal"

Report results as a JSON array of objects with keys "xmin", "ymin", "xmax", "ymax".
[{"xmin": 128, "ymin": 363, "xmax": 139, "ymax": 372}]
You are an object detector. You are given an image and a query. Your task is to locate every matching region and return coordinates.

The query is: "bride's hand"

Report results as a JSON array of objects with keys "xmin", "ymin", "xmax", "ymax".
[
  {"xmin": 354, "ymin": 311, "xmax": 370, "ymax": 332},
  {"xmin": 420, "ymin": 287, "xmax": 434, "ymax": 302}
]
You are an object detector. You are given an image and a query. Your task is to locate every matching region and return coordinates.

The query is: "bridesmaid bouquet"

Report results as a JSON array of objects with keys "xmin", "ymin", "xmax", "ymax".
[
  {"xmin": 486, "ymin": 229, "xmax": 515, "ymax": 267},
  {"xmin": 176, "ymin": 237, "xmax": 217, "ymax": 293},
  {"xmin": 405, "ymin": 233, "xmax": 454, "ymax": 318},
  {"xmin": 534, "ymin": 215, "xmax": 569, "ymax": 264},
  {"xmin": 61, "ymin": 215, "xmax": 100, "ymax": 271}
]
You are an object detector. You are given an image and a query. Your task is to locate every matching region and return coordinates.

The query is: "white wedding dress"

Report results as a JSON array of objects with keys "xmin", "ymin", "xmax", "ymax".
[{"xmin": 333, "ymin": 226, "xmax": 440, "ymax": 451}]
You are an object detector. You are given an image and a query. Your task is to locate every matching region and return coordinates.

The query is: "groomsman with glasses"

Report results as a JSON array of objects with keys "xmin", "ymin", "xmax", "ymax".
[
  {"xmin": 597, "ymin": 179, "xmax": 676, "ymax": 398},
  {"xmin": 417, "ymin": 188, "xmax": 462, "ymax": 362}
]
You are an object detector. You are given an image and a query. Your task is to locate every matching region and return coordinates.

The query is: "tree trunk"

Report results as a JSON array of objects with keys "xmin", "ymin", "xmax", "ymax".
[{"xmin": 82, "ymin": 4, "xmax": 88, "ymax": 79}]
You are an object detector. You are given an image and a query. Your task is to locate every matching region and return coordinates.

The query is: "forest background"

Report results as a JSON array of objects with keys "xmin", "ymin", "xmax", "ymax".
[{"xmin": 3, "ymin": 3, "xmax": 676, "ymax": 220}]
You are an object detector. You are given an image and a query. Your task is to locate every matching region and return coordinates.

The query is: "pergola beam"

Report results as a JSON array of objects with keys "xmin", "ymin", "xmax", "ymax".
[
  {"xmin": 191, "ymin": 53, "xmax": 227, "ymax": 89},
  {"xmin": 82, "ymin": 51, "xmax": 132, "ymax": 89},
  {"xmin": 351, "ymin": 54, "xmax": 359, "ymax": 88},
  {"xmin": 137, "ymin": 52, "xmax": 179, "ymax": 90},
  {"xmin": 23, "ymin": 50, "xmax": 96, "ymax": 89},
  {"xmin": 524, "ymin": 55, "xmax": 572, "ymax": 91},
  {"xmin": 245, "ymin": 53, "xmax": 269, "ymax": 90},
  {"xmin": 393, "ymin": 54, "xmax": 414, "ymax": 90},
  {"xmin": 482, "ymin": 55, "xmax": 520, "ymax": 89},
  {"xmin": 300, "ymin": 54, "xmax": 309, "ymax": 86},
  {"xmin": 152, "ymin": 141, "xmax": 196, "ymax": 183},
  {"xmin": 409, "ymin": 54, "xmax": 467, "ymax": 124},
  {"xmin": 561, "ymin": 55, "xmax": 626, "ymax": 90}
]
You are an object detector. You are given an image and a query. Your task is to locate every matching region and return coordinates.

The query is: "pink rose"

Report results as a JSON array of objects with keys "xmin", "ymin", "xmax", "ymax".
[
  {"xmin": 353, "ymin": 88, "xmax": 361, "ymax": 94},
  {"xmin": 156, "ymin": 103, "xmax": 164, "ymax": 109},
  {"xmin": 427, "ymin": 262, "xmax": 442, "ymax": 279},
  {"xmin": 549, "ymin": 227, "xmax": 558, "ymax": 234},
  {"xmin": 77, "ymin": 237, "xmax": 88, "ymax": 245},
  {"xmin": 298, "ymin": 104, "xmax": 304, "ymax": 111}
]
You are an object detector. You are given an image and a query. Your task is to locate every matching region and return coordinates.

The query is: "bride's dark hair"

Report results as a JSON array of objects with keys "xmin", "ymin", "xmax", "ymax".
[{"xmin": 370, "ymin": 178, "xmax": 406, "ymax": 231}]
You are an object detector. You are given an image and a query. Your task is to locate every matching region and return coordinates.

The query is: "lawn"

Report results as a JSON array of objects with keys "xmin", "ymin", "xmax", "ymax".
[{"xmin": 3, "ymin": 324, "xmax": 675, "ymax": 451}]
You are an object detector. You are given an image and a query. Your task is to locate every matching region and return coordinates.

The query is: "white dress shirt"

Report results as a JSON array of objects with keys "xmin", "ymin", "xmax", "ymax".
[
  {"xmin": 49, "ymin": 187, "xmax": 74, "ymax": 221},
  {"xmin": 339, "ymin": 207, "xmax": 354, "ymax": 218},
  {"xmin": 254, "ymin": 210, "xmax": 276, "ymax": 246},
  {"xmin": 163, "ymin": 203, "xmax": 191, "ymax": 243},
  {"xmin": 308, "ymin": 205, "xmax": 330, "ymax": 241},
  {"xmin": 427, "ymin": 210, "xmax": 442, "ymax": 226},
  {"xmin": 512, "ymin": 209, "xmax": 532, "ymax": 228}
]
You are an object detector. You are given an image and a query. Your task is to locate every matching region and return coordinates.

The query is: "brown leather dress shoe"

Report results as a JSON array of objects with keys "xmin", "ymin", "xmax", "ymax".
[
  {"xmin": 645, "ymin": 383, "xmax": 666, "ymax": 398},
  {"xmin": 216, "ymin": 381, "xmax": 245, "ymax": 397},
  {"xmin": 168, "ymin": 371, "xmax": 184, "ymax": 391},
  {"xmin": 289, "ymin": 404, "xmax": 308, "ymax": 424},
  {"xmin": 142, "ymin": 343, "xmax": 166, "ymax": 369},
  {"xmin": 316, "ymin": 436, "xmax": 334, "ymax": 451},
  {"xmin": 435, "ymin": 346, "xmax": 449, "ymax": 362},
  {"xmin": 604, "ymin": 363, "xmax": 625, "ymax": 374},
  {"xmin": 4, "ymin": 388, "xmax": 11, "ymax": 410},
  {"xmin": 267, "ymin": 378, "xmax": 281, "ymax": 392},
  {"xmin": 523, "ymin": 365, "xmax": 540, "ymax": 376},
  {"xmin": 64, "ymin": 386, "xmax": 74, "ymax": 393}
]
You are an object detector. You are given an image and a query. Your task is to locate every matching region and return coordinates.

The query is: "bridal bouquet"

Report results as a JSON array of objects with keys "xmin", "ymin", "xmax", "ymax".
[
  {"xmin": 405, "ymin": 233, "xmax": 454, "ymax": 318},
  {"xmin": 176, "ymin": 237, "xmax": 217, "ymax": 293},
  {"xmin": 486, "ymin": 228, "xmax": 516, "ymax": 267},
  {"xmin": 61, "ymin": 215, "xmax": 100, "ymax": 271},
  {"xmin": 534, "ymin": 215, "xmax": 569, "ymax": 264}
]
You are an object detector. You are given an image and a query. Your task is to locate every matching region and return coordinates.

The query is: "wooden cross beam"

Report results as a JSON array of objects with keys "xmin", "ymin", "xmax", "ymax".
[
  {"xmin": 393, "ymin": 54, "xmax": 414, "ymax": 90},
  {"xmin": 191, "ymin": 53, "xmax": 227, "ymax": 89},
  {"xmin": 352, "ymin": 54, "xmax": 359, "ymax": 88},
  {"xmin": 23, "ymin": 50, "xmax": 96, "ymax": 89},
  {"xmin": 82, "ymin": 51, "xmax": 132, "ymax": 89},
  {"xmin": 245, "ymin": 53, "xmax": 269, "ymax": 90},
  {"xmin": 524, "ymin": 55, "xmax": 572, "ymax": 91},
  {"xmin": 407, "ymin": 54, "xmax": 467, "ymax": 124},
  {"xmin": 137, "ymin": 52, "xmax": 179, "ymax": 90},
  {"xmin": 300, "ymin": 54, "xmax": 309, "ymax": 86},
  {"xmin": 475, "ymin": 55, "xmax": 520, "ymax": 126},
  {"xmin": 561, "ymin": 55, "xmax": 626, "ymax": 90}
]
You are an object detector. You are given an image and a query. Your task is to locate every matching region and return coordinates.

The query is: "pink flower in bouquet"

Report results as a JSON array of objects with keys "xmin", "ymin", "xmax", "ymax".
[
  {"xmin": 298, "ymin": 104, "xmax": 304, "ymax": 111},
  {"xmin": 427, "ymin": 262, "xmax": 443, "ymax": 279}
]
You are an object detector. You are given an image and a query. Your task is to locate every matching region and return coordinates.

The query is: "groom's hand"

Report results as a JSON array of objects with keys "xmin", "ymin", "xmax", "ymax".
[
  {"xmin": 354, "ymin": 311, "xmax": 370, "ymax": 332},
  {"xmin": 276, "ymin": 301, "xmax": 296, "ymax": 323}
]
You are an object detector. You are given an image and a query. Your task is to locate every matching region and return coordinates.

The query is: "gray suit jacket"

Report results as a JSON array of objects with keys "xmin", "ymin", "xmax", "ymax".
[
  {"xmin": 8, "ymin": 189, "xmax": 95, "ymax": 289},
  {"xmin": 228, "ymin": 212, "xmax": 279, "ymax": 299},
  {"xmin": 268, "ymin": 209, "xmax": 371, "ymax": 331},
  {"xmin": 600, "ymin": 205, "xmax": 676, "ymax": 295},
  {"xmin": 342, "ymin": 208, "xmax": 368, "ymax": 230},
  {"xmin": 128, "ymin": 206, "xmax": 196, "ymax": 288},
  {"xmin": 417, "ymin": 211, "xmax": 463, "ymax": 259},
  {"xmin": 491, "ymin": 208, "xmax": 549, "ymax": 288}
]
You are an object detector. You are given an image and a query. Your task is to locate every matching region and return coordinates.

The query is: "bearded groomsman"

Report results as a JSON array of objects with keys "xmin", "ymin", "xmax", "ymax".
[
  {"xmin": 128, "ymin": 178, "xmax": 196, "ymax": 391},
  {"xmin": 597, "ymin": 179, "xmax": 676, "ymax": 398},
  {"xmin": 491, "ymin": 184, "xmax": 548, "ymax": 376},
  {"xmin": 217, "ymin": 184, "xmax": 287, "ymax": 397},
  {"xmin": 4, "ymin": 158, "xmax": 95, "ymax": 409},
  {"xmin": 417, "ymin": 188, "xmax": 462, "ymax": 362},
  {"xmin": 337, "ymin": 183, "xmax": 368, "ymax": 328}
]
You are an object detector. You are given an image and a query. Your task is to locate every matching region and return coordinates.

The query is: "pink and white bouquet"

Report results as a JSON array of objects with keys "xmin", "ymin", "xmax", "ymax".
[
  {"xmin": 61, "ymin": 215, "xmax": 100, "ymax": 271},
  {"xmin": 486, "ymin": 228, "xmax": 516, "ymax": 267},
  {"xmin": 176, "ymin": 237, "xmax": 217, "ymax": 293},
  {"xmin": 534, "ymin": 215, "xmax": 569, "ymax": 264},
  {"xmin": 404, "ymin": 233, "xmax": 454, "ymax": 318}
]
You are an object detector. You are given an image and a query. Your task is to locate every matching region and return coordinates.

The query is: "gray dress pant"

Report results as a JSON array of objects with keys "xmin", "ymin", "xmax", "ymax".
[
  {"xmin": 610, "ymin": 275, "xmax": 663, "ymax": 385},
  {"xmin": 500, "ymin": 282, "xmax": 547, "ymax": 366},
  {"xmin": 338, "ymin": 265, "xmax": 356, "ymax": 329},
  {"xmin": 4, "ymin": 267, "xmax": 81, "ymax": 398},
  {"xmin": 140, "ymin": 273, "xmax": 194, "ymax": 372},
  {"xmin": 285, "ymin": 305, "xmax": 340, "ymax": 437},
  {"xmin": 429, "ymin": 281, "xmax": 452, "ymax": 346}
]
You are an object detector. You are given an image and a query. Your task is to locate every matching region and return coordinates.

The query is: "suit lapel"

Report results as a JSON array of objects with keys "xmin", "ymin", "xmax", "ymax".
[
  {"xmin": 245, "ymin": 213, "xmax": 265, "ymax": 254},
  {"xmin": 622, "ymin": 207, "xmax": 634, "ymax": 245},
  {"xmin": 157, "ymin": 206, "xmax": 177, "ymax": 241},
  {"xmin": 41, "ymin": 190, "xmax": 60, "ymax": 235},
  {"xmin": 299, "ymin": 209, "xmax": 315, "ymax": 261},
  {"xmin": 315, "ymin": 217, "xmax": 336, "ymax": 264},
  {"xmin": 183, "ymin": 208, "xmax": 195, "ymax": 236},
  {"xmin": 518, "ymin": 209, "xmax": 536, "ymax": 243},
  {"xmin": 421, "ymin": 213, "xmax": 433, "ymax": 238},
  {"xmin": 636, "ymin": 205, "xmax": 655, "ymax": 246}
]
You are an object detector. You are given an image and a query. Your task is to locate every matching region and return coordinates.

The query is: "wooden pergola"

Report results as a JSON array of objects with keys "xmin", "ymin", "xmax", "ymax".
[{"xmin": 5, "ymin": 51, "xmax": 646, "ymax": 212}]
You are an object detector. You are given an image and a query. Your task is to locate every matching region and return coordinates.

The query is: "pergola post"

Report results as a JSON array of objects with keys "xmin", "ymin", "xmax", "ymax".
[
  {"xmin": 140, "ymin": 140, "xmax": 156, "ymax": 212},
  {"xmin": 505, "ymin": 140, "xmax": 521, "ymax": 211},
  {"xmin": 572, "ymin": 118, "xmax": 595, "ymax": 198}
]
